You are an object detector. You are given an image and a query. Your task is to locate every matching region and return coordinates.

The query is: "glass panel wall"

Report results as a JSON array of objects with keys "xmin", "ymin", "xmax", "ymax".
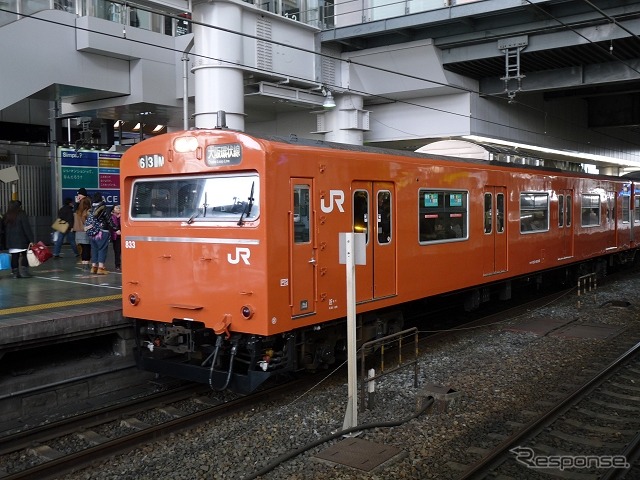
[{"xmin": 0, "ymin": 0, "xmax": 485, "ymax": 36}]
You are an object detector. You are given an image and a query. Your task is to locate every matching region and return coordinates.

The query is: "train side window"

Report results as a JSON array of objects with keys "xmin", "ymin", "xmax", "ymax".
[
  {"xmin": 622, "ymin": 195, "xmax": 630, "ymax": 223},
  {"xmin": 418, "ymin": 190, "xmax": 468, "ymax": 243},
  {"xmin": 353, "ymin": 190, "xmax": 369, "ymax": 243},
  {"xmin": 581, "ymin": 194, "xmax": 600, "ymax": 227},
  {"xmin": 635, "ymin": 196, "xmax": 640, "ymax": 224},
  {"xmin": 520, "ymin": 193, "xmax": 549, "ymax": 233},
  {"xmin": 293, "ymin": 185, "xmax": 310, "ymax": 243},
  {"xmin": 566, "ymin": 195, "xmax": 572, "ymax": 227},
  {"xmin": 377, "ymin": 190, "xmax": 391, "ymax": 244},
  {"xmin": 484, "ymin": 193, "xmax": 492, "ymax": 234}
]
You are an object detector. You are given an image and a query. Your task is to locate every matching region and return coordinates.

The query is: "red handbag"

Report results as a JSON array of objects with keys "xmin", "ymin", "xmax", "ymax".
[{"xmin": 30, "ymin": 241, "xmax": 53, "ymax": 263}]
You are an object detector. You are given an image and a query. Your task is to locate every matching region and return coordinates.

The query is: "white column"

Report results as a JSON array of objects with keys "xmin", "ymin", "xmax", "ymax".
[
  {"xmin": 192, "ymin": 2, "xmax": 245, "ymax": 131},
  {"xmin": 598, "ymin": 166, "xmax": 620, "ymax": 176},
  {"xmin": 323, "ymin": 94, "xmax": 366, "ymax": 145}
]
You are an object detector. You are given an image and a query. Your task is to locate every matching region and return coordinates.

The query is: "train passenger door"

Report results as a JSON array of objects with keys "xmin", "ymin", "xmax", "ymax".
[
  {"xmin": 352, "ymin": 181, "xmax": 396, "ymax": 302},
  {"xmin": 482, "ymin": 186, "xmax": 507, "ymax": 276},
  {"xmin": 558, "ymin": 190, "xmax": 574, "ymax": 259},
  {"xmin": 290, "ymin": 180, "xmax": 316, "ymax": 317}
]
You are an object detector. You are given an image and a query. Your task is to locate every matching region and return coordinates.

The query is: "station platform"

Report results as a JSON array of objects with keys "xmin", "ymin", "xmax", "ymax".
[
  {"xmin": 0, "ymin": 245, "xmax": 126, "ymax": 352},
  {"xmin": 0, "ymin": 246, "xmax": 146, "ymax": 421}
]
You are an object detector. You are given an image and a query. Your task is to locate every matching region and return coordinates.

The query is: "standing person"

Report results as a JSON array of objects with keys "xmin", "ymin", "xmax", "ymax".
[
  {"xmin": 52, "ymin": 198, "xmax": 78, "ymax": 258},
  {"xmin": 2, "ymin": 200, "xmax": 33, "ymax": 278},
  {"xmin": 75, "ymin": 187, "xmax": 88, "ymax": 206},
  {"xmin": 74, "ymin": 188, "xmax": 88, "ymax": 258},
  {"xmin": 110, "ymin": 204, "xmax": 122, "ymax": 271},
  {"xmin": 74, "ymin": 197, "xmax": 92, "ymax": 268},
  {"xmin": 87, "ymin": 193, "xmax": 111, "ymax": 275}
]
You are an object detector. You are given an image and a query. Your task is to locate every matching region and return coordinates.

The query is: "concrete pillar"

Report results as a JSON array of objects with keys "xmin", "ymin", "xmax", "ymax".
[
  {"xmin": 192, "ymin": 2, "xmax": 245, "ymax": 131},
  {"xmin": 323, "ymin": 93, "xmax": 367, "ymax": 145},
  {"xmin": 100, "ymin": 120, "xmax": 114, "ymax": 146},
  {"xmin": 598, "ymin": 166, "xmax": 621, "ymax": 176}
]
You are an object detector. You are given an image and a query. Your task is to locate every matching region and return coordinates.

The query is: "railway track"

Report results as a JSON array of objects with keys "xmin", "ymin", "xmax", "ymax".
[
  {"xmin": 0, "ymin": 377, "xmax": 315, "ymax": 480},
  {"xmin": 458, "ymin": 339, "xmax": 640, "ymax": 480},
  {"xmin": 2, "ymin": 270, "xmax": 638, "ymax": 480}
]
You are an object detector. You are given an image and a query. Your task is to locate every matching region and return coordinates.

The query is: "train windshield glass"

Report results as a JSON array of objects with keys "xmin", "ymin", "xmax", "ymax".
[{"xmin": 130, "ymin": 173, "xmax": 260, "ymax": 223}]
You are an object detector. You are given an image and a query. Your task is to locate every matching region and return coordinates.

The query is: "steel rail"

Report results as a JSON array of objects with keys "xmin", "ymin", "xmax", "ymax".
[
  {"xmin": 0, "ymin": 377, "xmax": 315, "ymax": 480},
  {"xmin": 458, "ymin": 340, "xmax": 640, "ymax": 480}
]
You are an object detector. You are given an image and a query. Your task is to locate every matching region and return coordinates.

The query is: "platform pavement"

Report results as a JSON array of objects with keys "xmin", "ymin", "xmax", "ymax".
[{"xmin": 0, "ymin": 245, "xmax": 126, "ymax": 351}]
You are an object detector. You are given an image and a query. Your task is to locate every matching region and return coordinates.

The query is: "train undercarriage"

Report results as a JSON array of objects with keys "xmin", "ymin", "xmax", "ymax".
[{"xmin": 133, "ymin": 310, "xmax": 404, "ymax": 394}]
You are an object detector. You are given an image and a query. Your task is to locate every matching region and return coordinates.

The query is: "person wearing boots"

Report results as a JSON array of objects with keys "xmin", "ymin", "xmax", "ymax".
[
  {"xmin": 87, "ymin": 193, "xmax": 111, "ymax": 275},
  {"xmin": 2, "ymin": 200, "xmax": 34, "ymax": 278}
]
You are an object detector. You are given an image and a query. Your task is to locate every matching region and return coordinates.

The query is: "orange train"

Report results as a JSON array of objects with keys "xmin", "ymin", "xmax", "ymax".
[{"xmin": 120, "ymin": 128, "xmax": 639, "ymax": 393}]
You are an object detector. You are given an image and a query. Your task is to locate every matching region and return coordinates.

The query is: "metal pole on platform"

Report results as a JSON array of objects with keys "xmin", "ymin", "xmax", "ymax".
[
  {"xmin": 342, "ymin": 232, "xmax": 358, "ymax": 431},
  {"xmin": 339, "ymin": 232, "xmax": 365, "ymax": 432}
]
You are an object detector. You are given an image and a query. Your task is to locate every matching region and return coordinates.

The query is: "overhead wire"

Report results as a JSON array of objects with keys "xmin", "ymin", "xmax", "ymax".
[{"xmin": 523, "ymin": 0, "xmax": 640, "ymax": 76}]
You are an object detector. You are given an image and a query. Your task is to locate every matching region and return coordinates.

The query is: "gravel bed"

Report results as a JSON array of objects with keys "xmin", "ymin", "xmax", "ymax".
[{"xmin": 62, "ymin": 273, "xmax": 640, "ymax": 480}]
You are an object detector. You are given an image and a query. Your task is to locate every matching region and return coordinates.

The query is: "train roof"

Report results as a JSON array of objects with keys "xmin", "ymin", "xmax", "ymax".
[
  {"xmin": 254, "ymin": 133, "xmax": 629, "ymax": 180},
  {"xmin": 179, "ymin": 128, "xmax": 632, "ymax": 182}
]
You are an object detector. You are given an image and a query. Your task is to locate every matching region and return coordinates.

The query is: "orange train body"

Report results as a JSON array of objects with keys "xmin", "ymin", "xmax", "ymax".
[{"xmin": 120, "ymin": 129, "xmax": 638, "ymax": 392}]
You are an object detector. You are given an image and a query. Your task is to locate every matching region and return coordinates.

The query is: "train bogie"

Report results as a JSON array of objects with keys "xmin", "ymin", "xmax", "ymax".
[{"xmin": 120, "ymin": 129, "xmax": 640, "ymax": 392}]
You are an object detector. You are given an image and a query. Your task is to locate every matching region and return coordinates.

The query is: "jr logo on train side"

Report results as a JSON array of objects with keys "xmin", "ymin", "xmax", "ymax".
[
  {"xmin": 228, "ymin": 247, "xmax": 251, "ymax": 265},
  {"xmin": 320, "ymin": 190, "xmax": 345, "ymax": 213}
]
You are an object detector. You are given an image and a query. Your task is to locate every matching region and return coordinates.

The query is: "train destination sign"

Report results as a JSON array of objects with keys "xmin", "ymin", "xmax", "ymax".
[{"xmin": 206, "ymin": 143, "xmax": 242, "ymax": 166}]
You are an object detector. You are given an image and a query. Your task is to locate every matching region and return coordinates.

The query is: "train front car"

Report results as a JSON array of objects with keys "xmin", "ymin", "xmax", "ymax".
[{"xmin": 121, "ymin": 129, "xmax": 289, "ymax": 393}]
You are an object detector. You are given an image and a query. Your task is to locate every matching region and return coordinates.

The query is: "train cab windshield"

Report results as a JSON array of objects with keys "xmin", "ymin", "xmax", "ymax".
[{"xmin": 130, "ymin": 173, "xmax": 260, "ymax": 223}]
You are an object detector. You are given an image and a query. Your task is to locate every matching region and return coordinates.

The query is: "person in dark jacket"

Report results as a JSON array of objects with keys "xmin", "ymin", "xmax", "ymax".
[
  {"xmin": 87, "ymin": 193, "xmax": 112, "ymax": 275},
  {"xmin": 52, "ymin": 197, "xmax": 79, "ymax": 258},
  {"xmin": 2, "ymin": 200, "xmax": 34, "ymax": 278}
]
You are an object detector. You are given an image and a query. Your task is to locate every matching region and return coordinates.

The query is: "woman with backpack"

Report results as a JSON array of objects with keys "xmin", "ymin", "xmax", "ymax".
[{"xmin": 85, "ymin": 193, "xmax": 112, "ymax": 275}]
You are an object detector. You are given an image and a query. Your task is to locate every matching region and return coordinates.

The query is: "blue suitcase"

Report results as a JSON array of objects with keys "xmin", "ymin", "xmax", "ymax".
[{"xmin": 0, "ymin": 252, "xmax": 10, "ymax": 271}]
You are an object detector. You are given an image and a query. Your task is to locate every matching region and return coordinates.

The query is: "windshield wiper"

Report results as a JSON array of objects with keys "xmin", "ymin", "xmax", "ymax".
[
  {"xmin": 187, "ymin": 193, "xmax": 209, "ymax": 224},
  {"xmin": 237, "ymin": 182, "xmax": 255, "ymax": 226},
  {"xmin": 186, "ymin": 210, "xmax": 200, "ymax": 224}
]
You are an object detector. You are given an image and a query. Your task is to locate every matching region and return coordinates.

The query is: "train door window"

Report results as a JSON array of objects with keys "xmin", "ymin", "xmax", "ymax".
[
  {"xmin": 496, "ymin": 193, "xmax": 504, "ymax": 233},
  {"xmin": 520, "ymin": 193, "xmax": 549, "ymax": 233},
  {"xmin": 484, "ymin": 193, "xmax": 492, "ymax": 234},
  {"xmin": 636, "ymin": 196, "xmax": 640, "ymax": 224},
  {"xmin": 418, "ymin": 190, "xmax": 468, "ymax": 243},
  {"xmin": 293, "ymin": 185, "xmax": 310, "ymax": 243},
  {"xmin": 377, "ymin": 190, "xmax": 391, "ymax": 244},
  {"xmin": 558, "ymin": 195, "xmax": 564, "ymax": 227},
  {"xmin": 622, "ymin": 195, "xmax": 630, "ymax": 223},
  {"xmin": 566, "ymin": 195, "xmax": 572, "ymax": 227},
  {"xmin": 353, "ymin": 190, "xmax": 369, "ymax": 243},
  {"xmin": 581, "ymin": 194, "xmax": 600, "ymax": 227},
  {"xmin": 607, "ymin": 191, "xmax": 616, "ymax": 223}
]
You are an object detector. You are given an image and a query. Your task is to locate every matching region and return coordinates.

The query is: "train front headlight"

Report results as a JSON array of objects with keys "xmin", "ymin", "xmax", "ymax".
[{"xmin": 174, "ymin": 136, "xmax": 198, "ymax": 152}]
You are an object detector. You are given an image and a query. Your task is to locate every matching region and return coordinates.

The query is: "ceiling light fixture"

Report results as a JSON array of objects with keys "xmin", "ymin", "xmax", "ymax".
[{"xmin": 322, "ymin": 87, "xmax": 336, "ymax": 109}]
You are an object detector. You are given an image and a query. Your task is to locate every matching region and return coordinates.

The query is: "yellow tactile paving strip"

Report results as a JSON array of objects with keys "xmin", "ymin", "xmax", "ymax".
[{"xmin": 0, "ymin": 294, "xmax": 122, "ymax": 316}]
